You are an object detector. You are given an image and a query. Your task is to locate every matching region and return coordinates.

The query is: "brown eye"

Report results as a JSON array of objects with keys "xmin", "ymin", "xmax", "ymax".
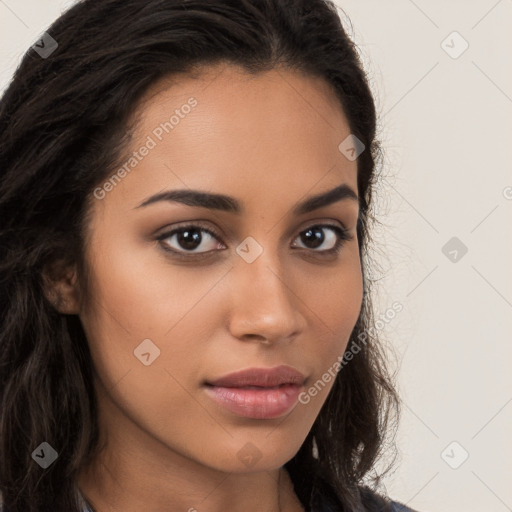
[
  {"xmin": 157, "ymin": 224, "xmax": 223, "ymax": 255},
  {"xmin": 156, "ymin": 222, "xmax": 352, "ymax": 261},
  {"xmin": 292, "ymin": 224, "xmax": 352, "ymax": 254}
]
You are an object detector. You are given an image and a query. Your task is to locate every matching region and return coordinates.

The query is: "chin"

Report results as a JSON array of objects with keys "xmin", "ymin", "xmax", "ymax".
[{"xmin": 197, "ymin": 433, "xmax": 306, "ymax": 473}]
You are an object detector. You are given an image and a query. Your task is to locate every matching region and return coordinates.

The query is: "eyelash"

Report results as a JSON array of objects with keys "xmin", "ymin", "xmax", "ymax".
[{"xmin": 156, "ymin": 221, "xmax": 353, "ymax": 260}]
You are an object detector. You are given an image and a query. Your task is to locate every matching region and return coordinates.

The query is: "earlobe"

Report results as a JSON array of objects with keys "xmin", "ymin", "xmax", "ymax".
[{"xmin": 42, "ymin": 260, "xmax": 81, "ymax": 315}]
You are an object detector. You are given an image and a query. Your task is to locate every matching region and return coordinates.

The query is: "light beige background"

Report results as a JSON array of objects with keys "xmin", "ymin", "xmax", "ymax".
[{"xmin": 1, "ymin": 1, "xmax": 511, "ymax": 511}]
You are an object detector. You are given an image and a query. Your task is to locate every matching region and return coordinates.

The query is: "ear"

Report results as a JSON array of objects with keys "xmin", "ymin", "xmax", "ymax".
[{"xmin": 42, "ymin": 258, "xmax": 81, "ymax": 315}]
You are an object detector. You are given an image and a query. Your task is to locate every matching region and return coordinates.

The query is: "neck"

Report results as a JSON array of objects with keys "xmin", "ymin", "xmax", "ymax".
[{"xmin": 77, "ymin": 455, "xmax": 305, "ymax": 512}]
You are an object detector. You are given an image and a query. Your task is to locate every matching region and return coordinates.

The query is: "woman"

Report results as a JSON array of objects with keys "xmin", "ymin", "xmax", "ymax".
[{"xmin": 0, "ymin": 1, "xmax": 418, "ymax": 511}]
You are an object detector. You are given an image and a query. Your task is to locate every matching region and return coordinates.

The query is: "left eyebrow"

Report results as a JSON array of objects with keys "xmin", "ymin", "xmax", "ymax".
[{"xmin": 134, "ymin": 183, "xmax": 359, "ymax": 215}]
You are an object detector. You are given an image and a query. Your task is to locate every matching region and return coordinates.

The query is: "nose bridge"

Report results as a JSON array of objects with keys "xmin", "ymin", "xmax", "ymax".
[
  {"xmin": 239, "ymin": 242, "xmax": 292, "ymax": 308},
  {"xmin": 228, "ymin": 238, "xmax": 303, "ymax": 341}
]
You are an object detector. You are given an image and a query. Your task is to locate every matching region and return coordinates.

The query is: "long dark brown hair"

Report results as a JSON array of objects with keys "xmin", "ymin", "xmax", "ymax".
[{"xmin": 0, "ymin": 1, "xmax": 400, "ymax": 510}]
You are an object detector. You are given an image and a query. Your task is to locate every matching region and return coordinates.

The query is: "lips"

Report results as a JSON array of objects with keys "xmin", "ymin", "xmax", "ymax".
[
  {"xmin": 203, "ymin": 365, "xmax": 306, "ymax": 419},
  {"xmin": 205, "ymin": 365, "xmax": 306, "ymax": 388}
]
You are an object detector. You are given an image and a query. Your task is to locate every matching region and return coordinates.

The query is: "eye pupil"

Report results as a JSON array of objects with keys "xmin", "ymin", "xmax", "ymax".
[
  {"xmin": 178, "ymin": 228, "xmax": 202, "ymax": 250},
  {"xmin": 301, "ymin": 227, "xmax": 324, "ymax": 249}
]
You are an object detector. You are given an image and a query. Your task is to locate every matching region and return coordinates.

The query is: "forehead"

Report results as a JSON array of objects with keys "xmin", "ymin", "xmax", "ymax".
[
  {"xmin": 94, "ymin": 63, "xmax": 358, "ymax": 220},
  {"xmin": 134, "ymin": 63, "xmax": 352, "ymax": 141}
]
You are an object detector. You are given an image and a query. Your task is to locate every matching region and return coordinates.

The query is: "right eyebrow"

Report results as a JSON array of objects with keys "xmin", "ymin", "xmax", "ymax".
[{"xmin": 134, "ymin": 183, "xmax": 359, "ymax": 215}]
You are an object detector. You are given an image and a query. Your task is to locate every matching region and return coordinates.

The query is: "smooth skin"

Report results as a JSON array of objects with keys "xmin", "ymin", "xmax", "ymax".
[{"xmin": 45, "ymin": 62, "xmax": 363, "ymax": 512}]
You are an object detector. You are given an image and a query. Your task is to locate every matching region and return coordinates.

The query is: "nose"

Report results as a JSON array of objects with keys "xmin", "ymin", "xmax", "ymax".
[{"xmin": 226, "ymin": 252, "xmax": 306, "ymax": 345}]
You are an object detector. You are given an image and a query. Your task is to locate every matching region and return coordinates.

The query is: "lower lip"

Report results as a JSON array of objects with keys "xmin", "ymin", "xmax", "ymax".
[{"xmin": 204, "ymin": 383, "xmax": 303, "ymax": 419}]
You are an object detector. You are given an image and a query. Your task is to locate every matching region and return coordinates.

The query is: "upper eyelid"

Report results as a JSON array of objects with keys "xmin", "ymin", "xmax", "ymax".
[{"xmin": 158, "ymin": 219, "xmax": 349, "ymax": 240}]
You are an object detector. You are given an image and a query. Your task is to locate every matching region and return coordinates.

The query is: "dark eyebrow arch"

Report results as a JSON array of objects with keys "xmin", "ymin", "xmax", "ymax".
[{"xmin": 134, "ymin": 183, "xmax": 359, "ymax": 215}]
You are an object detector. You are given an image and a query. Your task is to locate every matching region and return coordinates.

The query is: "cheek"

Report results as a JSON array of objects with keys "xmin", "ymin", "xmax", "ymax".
[
  {"xmin": 299, "ymin": 244, "xmax": 363, "ymax": 337},
  {"xmin": 83, "ymin": 230, "xmax": 220, "ymax": 338},
  {"xmin": 294, "ymin": 249, "xmax": 363, "ymax": 408},
  {"xmin": 79, "ymin": 232, "xmax": 209, "ymax": 385},
  {"xmin": 79, "ymin": 237, "xmax": 226, "ymax": 451},
  {"xmin": 80, "ymin": 230, "xmax": 252, "ymax": 428}
]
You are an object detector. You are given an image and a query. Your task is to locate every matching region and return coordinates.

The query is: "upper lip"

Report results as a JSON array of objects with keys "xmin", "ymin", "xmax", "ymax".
[{"xmin": 205, "ymin": 365, "xmax": 306, "ymax": 388}]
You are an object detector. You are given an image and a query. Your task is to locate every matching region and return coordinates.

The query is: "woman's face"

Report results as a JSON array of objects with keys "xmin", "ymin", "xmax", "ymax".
[{"xmin": 79, "ymin": 63, "xmax": 363, "ymax": 473}]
